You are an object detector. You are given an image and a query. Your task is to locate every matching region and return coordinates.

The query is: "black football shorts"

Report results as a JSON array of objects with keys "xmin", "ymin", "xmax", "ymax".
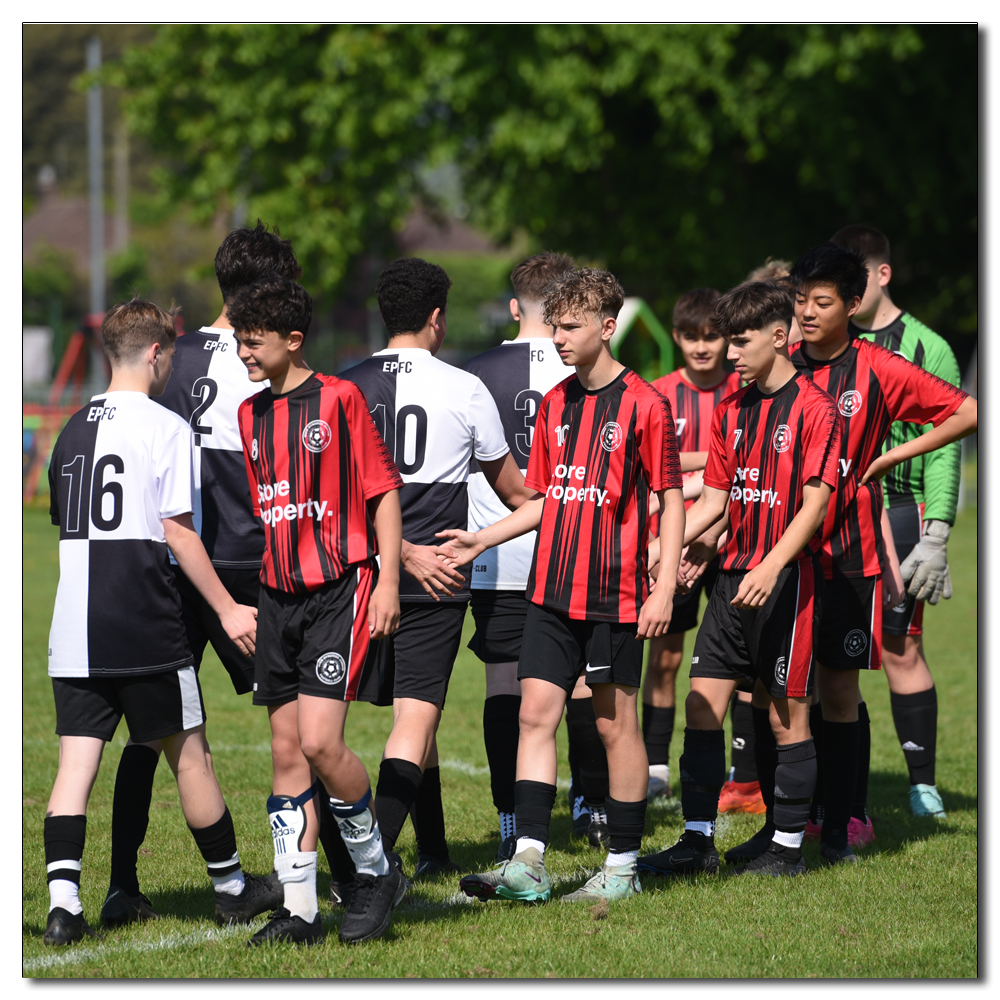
[
  {"xmin": 690, "ymin": 559, "xmax": 823, "ymax": 699},
  {"xmin": 883, "ymin": 501, "xmax": 925, "ymax": 638},
  {"xmin": 253, "ymin": 562, "xmax": 377, "ymax": 706},
  {"xmin": 468, "ymin": 589, "xmax": 530, "ymax": 663},
  {"xmin": 815, "ymin": 574, "xmax": 882, "ymax": 671},
  {"xmin": 518, "ymin": 602, "xmax": 644, "ymax": 693},
  {"xmin": 53, "ymin": 666, "xmax": 206, "ymax": 744}
]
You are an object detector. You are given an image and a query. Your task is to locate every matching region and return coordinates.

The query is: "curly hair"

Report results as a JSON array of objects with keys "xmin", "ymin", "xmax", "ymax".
[
  {"xmin": 541, "ymin": 267, "xmax": 624, "ymax": 326},
  {"xmin": 745, "ymin": 258, "xmax": 793, "ymax": 282},
  {"xmin": 227, "ymin": 277, "xmax": 312, "ymax": 340},
  {"xmin": 214, "ymin": 220, "xmax": 301, "ymax": 302},
  {"xmin": 376, "ymin": 257, "xmax": 452, "ymax": 335}
]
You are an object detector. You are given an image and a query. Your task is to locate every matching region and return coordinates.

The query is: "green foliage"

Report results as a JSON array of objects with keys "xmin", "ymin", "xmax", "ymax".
[
  {"xmin": 22, "ymin": 507, "xmax": 978, "ymax": 977},
  {"xmin": 109, "ymin": 25, "xmax": 977, "ymax": 360}
]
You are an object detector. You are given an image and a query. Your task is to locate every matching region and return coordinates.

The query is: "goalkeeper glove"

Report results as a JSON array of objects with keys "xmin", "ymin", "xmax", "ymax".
[{"xmin": 898, "ymin": 519, "xmax": 952, "ymax": 605}]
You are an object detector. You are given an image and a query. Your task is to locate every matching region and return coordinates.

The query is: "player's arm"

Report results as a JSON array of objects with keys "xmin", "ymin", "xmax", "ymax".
[
  {"xmin": 368, "ymin": 489, "xmax": 401, "ymax": 638},
  {"xmin": 862, "ymin": 397, "xmax": 976, "ymax": 486},
  {"xmin": 920, "ymin": 337, "xmax": 964, "ymax": 525},
  {"xmin": 163, "ymin": 513, "xmax": 257, "ymax": 655},
  {"xmin": 731, "ymin": 478, "xmax": 831, "ymax": 609},
  {"xmin": 436, "ymin": 493, "xmax": 545, "ymax": 567},
  {"xmin": 646, "ymin": 484, "xmax": 727, "ymax": 575},
  {"xmin": 680, "ymin": 511, "xmax": 729, "ymax": 587},
  {"xmin": 637, "ymin": 487, "xmax": 684, "ymax": 639},
  {"xmin": 679, "ymin": 450, "xmax": 709, "ymax": 473},
  {"xmin": 880, "ymin": 505, "xmax": 905, "ymax": 609},
  {"xmin": 479, "ymin": 451, "xmax": 536, "ymax": 510}
]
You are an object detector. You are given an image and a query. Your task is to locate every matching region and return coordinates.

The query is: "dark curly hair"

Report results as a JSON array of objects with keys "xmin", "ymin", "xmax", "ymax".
[
  {"xmin": 712, "ymin": 281, "xmax": 794, "ymax": 340},
  {"xmin": 789, "ymin": 242, "xmax": 869, "ymax": 306},
  {"xmin": 227, "ymin": 277, "xmax": 312, "ymax": 340},
  {"xmin": 375, "ymin": 257, "xmax": 452, "ymax": 335},
  {"xmin": 215, "ymin": 220, "xmax": 302, "ymax": 302},
  {"xmin": 542, "ymin": 267, "xmax": 624, "ymax": 325}
]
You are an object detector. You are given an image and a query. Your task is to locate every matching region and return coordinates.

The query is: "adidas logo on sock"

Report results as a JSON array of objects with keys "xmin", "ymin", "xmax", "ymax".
[{"xmin": 901, "ymin": 740, "xmax": 925, "ymax": 752}]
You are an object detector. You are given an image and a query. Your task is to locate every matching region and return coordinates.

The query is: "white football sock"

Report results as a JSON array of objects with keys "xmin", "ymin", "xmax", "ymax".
[
  {"xmin": 48, "ymin": 878, "xmax": 83, "ymax": 915},
  {"xmin": 274, "ymin": 851, "xmax": 318, "ymax": 922}
]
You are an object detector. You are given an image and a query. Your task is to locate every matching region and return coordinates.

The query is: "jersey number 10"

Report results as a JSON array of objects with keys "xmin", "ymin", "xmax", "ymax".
[{"xmin": 369, "ymin": 404, "xmax": 428, "ymax": 475}]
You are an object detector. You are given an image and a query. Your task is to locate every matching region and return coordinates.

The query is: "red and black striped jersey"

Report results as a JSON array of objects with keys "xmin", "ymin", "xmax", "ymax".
[
  {"xmin": 703, "ymin": 373, "xmax": 843, "ymax": 572},
  {"xmin": 525, "ymin": 368, "xmax": 682, "ymax": 622},
  {"xmin": 652, "ymin": 369, "xmax": 742, "ymax": 510},
  {"xmin": 790, "ymin": 337, "xmax": 967, "ymax": 578},
  {"xmin": 238, "ymin": 373, "xmax": 403, "ymax": 594}
]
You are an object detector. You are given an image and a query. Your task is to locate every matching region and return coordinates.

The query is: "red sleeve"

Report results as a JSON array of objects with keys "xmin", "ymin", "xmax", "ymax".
[
  {"xmin": 800, "ymin": 388, "xmax": 843, "ymax": 489},
  {"xmin": 524, "ymin": 393, "xmax": 553, "ymax": 493},
  {"xmin": 238, "ymin": 399, "xmax": 261, "ymax": 517},
  {"xmin": 868, "ymin": 341, "xmax": 968, "ymax": 425},
  {"xmin": 702, "ymin": 399, "xmax": 732, "ymax": 492},
  {"xmin": 639, "ymin": 388, "xmax": 682, "ymax": 492},
  {"xmin": 347, "ymin": 382, "xmax": 403, "ymax": 498}
]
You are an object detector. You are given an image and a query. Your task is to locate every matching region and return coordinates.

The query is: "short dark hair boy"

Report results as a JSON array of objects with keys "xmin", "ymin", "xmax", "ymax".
[
  {"xmin": 234, "ymin": 277, "xmax": 407, "ymax": 946},
  {"xmin": 375, "ymin": 257, "xmax": 452, "ymax": 335},
  {"xmin": 639, "ymin": 278, "xmax": 842, "ymax": 878}
]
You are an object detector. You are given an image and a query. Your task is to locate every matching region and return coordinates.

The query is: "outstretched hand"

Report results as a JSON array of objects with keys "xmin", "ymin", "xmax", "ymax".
[
  {"xmin": 435, "ymin": 529, "xmax": 485, "ymax": 568},
  {"xmin": 220, "ymin": 604, "xmax": 257, "ymax": 657},
  {"xmin": 402, "ymin": 543, "xmax": 465, "ymax": 601}
]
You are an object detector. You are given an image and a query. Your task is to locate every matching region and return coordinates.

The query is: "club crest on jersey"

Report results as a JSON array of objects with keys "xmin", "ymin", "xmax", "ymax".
[
  {"xmin": 316, "ymin": 651, "xmax": 347, "ymax": 685},
  {"xmin": 844, "ymin": 629, "xmax": 868, "ymax": 657},
  {"xmin": 600, "ymin": 421, "xmax": 623, "ymax": 452},
  {"xmin": 774, "ymin": 656, "xmax": 788, "ymax": 686},
  {"xmin": 772, "ymin": 424, "xmax": 791, "ymax": 453},
  {"xmin": 302, "ymin": 419, "xmax": 333, "ymax": 453},
  {"xmin": 838, "ymin": 390, "xmax": 863, "ymax": 418}
]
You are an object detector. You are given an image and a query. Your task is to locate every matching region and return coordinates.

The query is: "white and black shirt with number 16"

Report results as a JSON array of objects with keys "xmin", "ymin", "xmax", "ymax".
[
  {"xmin": 48, "ymin": 392, "xmax": 195, "ymax": 678},
  {"xmin": 463, "ymin": 338, "xmax": 569, "ymax": 590},
  {"xmin": 155, "ymin": 326, "xmax": 265, "ymax": 569},
  {"xmin": 340, "ymin": 347, "xmax": 510, "ymax": 601}
]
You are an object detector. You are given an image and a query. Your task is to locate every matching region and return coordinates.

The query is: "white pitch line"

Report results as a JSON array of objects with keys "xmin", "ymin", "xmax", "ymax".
[{"xmin": 22, "ymin": 924, "xmax": 248, "ymax": 974}]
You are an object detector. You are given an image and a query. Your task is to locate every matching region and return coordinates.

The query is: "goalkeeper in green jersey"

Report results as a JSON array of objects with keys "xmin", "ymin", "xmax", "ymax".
[{"xmin": 833, "ymin": 224, "xmax": 963, "ymax": 820}]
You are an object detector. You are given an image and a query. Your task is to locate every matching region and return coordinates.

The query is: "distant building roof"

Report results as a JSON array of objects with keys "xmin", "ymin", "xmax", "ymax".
[
  {"xmin": 397, "ymin": 206, "xmax": 495, "ymax": 254},
  {"xmin": 23, "ymin": 188, "xmax": 118, "ymax": 273}
]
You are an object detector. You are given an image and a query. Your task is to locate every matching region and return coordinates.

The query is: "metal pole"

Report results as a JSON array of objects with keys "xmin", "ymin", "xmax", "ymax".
[{"xmin": 87, "ymin": 36, "xmax": 105, "ymax": 316}]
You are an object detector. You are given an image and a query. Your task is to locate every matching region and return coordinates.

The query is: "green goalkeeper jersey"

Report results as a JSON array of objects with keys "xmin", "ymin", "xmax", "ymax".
[{"xmin": 852, "ymin": 312, "xmax": 962, "ymax": 524}]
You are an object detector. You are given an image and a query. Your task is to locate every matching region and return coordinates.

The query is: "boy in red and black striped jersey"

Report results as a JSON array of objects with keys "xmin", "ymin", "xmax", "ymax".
[
  {"xmin": 639, "ymin": 280, "xmax": 842, "ymax": 878},
  {"xmin": 232, "ymin": 277, "xmax": 407, "ymax": 946},
  {"xmin": 644, "ymin": 288, "xmax": 744, "ymax": 806},
  {"xmin": 776, "ymin": 243, "xmax": 976, "ymax": 864},
  {"xmin": 440, "ymin": 268, "xmax": 686, "ymax": 903}
]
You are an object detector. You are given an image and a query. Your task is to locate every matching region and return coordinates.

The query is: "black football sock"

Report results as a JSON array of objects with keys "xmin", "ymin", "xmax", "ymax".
[
  {"xmin": 374, "ymin": 758, "xmax": 423, "ymax": 853},
  {"xmin": 605, "ymin": 796, "xmax": 647, "ymax": 857},
  {"xmin": 483, "ymin": 695, "xmax": 520, "ymax": 814},
  {"xmin": 820, "ymin": 718, "xmax": 859, "ymax": 850},
  {"xmin": 751, "ymin": 706, "xmax": 777, "ymax": 819},
  {"xmin": 730, "ymin": 697, "xmax": 758, "ymax": 783},
  {"xmin": 45, "ymin": 814, "xmax": 87, "ymax": 914},
  {"xmin": 890, "ymin": 687, "xmax": 938, "ymax": 786},
  {"xmin": 852, "ymin": 701, "xmax": 871, "ymax": 821},
  {"xmin": 408, "ymin": 765, "xmax": 449, "ymax": 861},
  {"xmin": 772, "ymin": 739, "xmax": 817, "ymax": 859},
  {"xmin": 318, "ymin": 795, "xmax": 356, "ymax": 884},
  {"xmin": 808, "ymin": 702, "xmax": 825, "ymax": 823},
  {"xmin": 109, "ymin": 743, "xmax": 159, "ymax": 896},
  {"xmin": 189, "ymin": 806, "xmax": 242, "ymax": 885},
  {"xmin": 679, "ymin": 728, "xmax": 726, "ymax": 826},
  {"xmin": 514, "ymin": 780, "xmax": 558, "ymax": 847},
  {"xmin": 641, "ymin": 703, "xmax": 675, "ymax": 767},
  {"xmin": 566, "ymin": 697, "xmax": 609, "ymax": 806}
]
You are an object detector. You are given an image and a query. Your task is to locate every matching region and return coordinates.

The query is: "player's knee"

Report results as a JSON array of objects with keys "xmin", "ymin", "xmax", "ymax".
[
  {"xmin": 684, "ymin": 689, "xmax": 722, "ymax": 729},
  {"xmin": 518, "ymin": 699, "xmax": 559, "ymax": 738}
]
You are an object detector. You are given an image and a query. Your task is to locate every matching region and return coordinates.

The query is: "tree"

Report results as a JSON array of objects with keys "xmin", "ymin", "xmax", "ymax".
[{"xmin": 110, "ymin": 24, "xmax": 978, "ymax": 365}]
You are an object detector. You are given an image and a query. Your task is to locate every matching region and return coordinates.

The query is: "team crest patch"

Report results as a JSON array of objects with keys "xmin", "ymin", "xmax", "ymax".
[
  {"xmin": 316, "ymin": 651, "xmax": 347, "ymax": 685},
  {"xmin": 600, "ymin": 421, "xmax": 623, "ymax": 452},
  {"xmin": 844, "ymin": 629, "xmax": 868, "ymax": 657},
  {"xmin": 774, "ymin": 656, "xmax": 788, "ymax": 686},
  {"xmin": 838, "ymin": 390, "xmax": 863, "ymax": 418},
  {"xmin": 772, "ymin": 424, "xmax": 791, "ymax": 453},
  {"xmin": 303, "ymin": 419, "xmax": 333, "ymax": 453}
]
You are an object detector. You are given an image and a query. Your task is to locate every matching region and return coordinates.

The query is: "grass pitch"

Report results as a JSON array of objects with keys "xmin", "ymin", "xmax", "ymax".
[{"xmin": 22, "ymin": 504, "xmax": 978, "ymax": 978}]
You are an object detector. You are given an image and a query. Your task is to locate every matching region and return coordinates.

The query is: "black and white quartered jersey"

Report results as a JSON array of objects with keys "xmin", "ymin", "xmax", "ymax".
[
  {"xmin": 48, "ymin": 392, "xmax": 195, "ymax": 678},
  {"xmin": 156, "ymin": 326, "xmax": 264, "ymax": 569},
  {"xmin": 463, "ymin": 338, "xmax": 569, "ymax": 589},
  {"xmin": 340, "ymin": 347, "xmax": 509, "ymax": 602}
]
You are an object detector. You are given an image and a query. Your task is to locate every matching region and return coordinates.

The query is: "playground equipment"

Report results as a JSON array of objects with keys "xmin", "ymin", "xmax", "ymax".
[{"xmin": 610, "ymin": 297, "xmax": 677, "ymax": 383}]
